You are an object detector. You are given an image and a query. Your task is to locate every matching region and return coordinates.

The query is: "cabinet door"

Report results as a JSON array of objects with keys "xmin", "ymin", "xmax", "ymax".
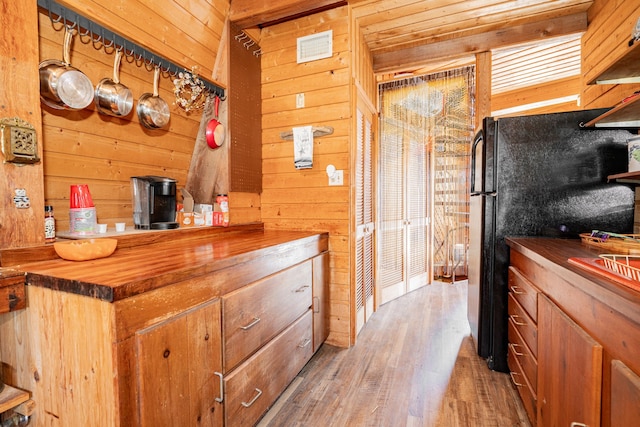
[
  {"xmin": 538, "ymin": 295, "xmax": 602, "ymax": 427},
  {"xmin": 135, "ymin": 299, "xmax": 223, "ymax": 427},
  {"xmin": 610, "ymin": 359, "xmax": 640, "ymax": 427}
]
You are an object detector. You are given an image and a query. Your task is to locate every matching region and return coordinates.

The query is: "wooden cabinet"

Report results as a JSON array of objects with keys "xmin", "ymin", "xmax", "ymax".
[
  {"xmin": 506, "ymin": 238, "xmax": 640, "ymax": 427},
  {"xmin": 135, "ymin": 299, "xmax": 223, "ymax": 427},
  {"xmin": 610, "ymin": 359, "xmax": 640, "ymax": 426},
  {"xmin": 0, "ymin": 229, "xmax": 329, "ymax": 426},
  {"xmin": 221, "ymin": 256, "xmax": 325, "ymax": 425},
  {"xmin": 222, "ymin": 261, "xmax": 312, "ymax": 372},
  {"xmin": 537, "ymin": 294, "xmax": 602, "ymax": 427},
  {"xmin": 224, "ymin": 311, "xmax": 313, "ymax": 426},
  {"xmin": 0, "ymin": 269, "xmax": 25, "ymax": 314},
  {"xmin": 506, "ymin": 266, "xmax": 539, "ymax": 425}
]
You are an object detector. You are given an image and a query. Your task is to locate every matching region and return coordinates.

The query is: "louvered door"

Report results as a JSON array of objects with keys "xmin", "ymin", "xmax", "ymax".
[
  {"xmin": 378, "ymin": 120, "xmax": 431, "ymax": 305},
  {"xmin": 355, "ymin": 101, "xmax": 375, "ymax": 335}
]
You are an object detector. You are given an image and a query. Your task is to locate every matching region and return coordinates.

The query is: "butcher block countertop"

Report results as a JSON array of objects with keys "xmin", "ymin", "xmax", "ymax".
[
  {"xmin": 506, "ymin": 237, "xmax": 640, "ymax": 321},
  {"xmin": 4, "ymin": 224, "xmax": 328, "ymax": 302}
]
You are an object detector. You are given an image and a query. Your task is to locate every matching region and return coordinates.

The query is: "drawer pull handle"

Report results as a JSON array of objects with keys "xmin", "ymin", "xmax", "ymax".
[
  {"xmin": 510, "ymin": 315, "xmax": 526, "ymax": 327},
  {"xmin": 240, "ymin": 317, "xmax": 261, "ymax": 330},
  {"xmin": 241, "ymin": 388, "xmax": 262, "ymax": 408},
  {"xmin": 570, "ymin": 423, "xmax": 587, "ymax": 427},
  {"xmin": 294, "ymin": 285, "xmax": 310, "ymax": 293},
  {"xmin": 214, "ymin": 372, "xmax": 224, "ymax": 403},
  {"xmin": 509, "ymin": 343, "xmax": 524, "ymax": 357},
  {"xmin": 298, "ymin": 338, "xmax": 312, "ymax": 348},
  {"xmin": 509, "ymin": 286, "xmax": 524, "ymax": 295},
  {"xmin": 509, "ymin": 372, "xmax": 524, "ymax": 387}
]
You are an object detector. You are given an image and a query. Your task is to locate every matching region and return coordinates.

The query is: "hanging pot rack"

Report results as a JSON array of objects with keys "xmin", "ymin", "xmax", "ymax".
[{"xmin": 36, "ymin": 0, "xmax": 226, "ymax": 100}]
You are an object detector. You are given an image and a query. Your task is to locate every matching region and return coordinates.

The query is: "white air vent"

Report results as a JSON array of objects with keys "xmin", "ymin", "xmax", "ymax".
[{"xmin": 297, "ymin": 30, "xmax": 333, "ymax": 63}]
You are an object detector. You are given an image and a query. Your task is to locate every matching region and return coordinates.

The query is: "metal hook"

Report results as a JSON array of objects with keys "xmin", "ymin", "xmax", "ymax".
[
  {"xmin": 244, "ymin": 39, "xmax": 255, "ymax": 49},
  {"xmin": 122, "ymin": 41, "xmax": 135, "ymax": 58},
  {"xmin": 235, "ymin": 32, "xmax": 248, "ymax": 42},
  {"xmin": 47, "ymin": 5, "xmax": 63, "ymax": 24},
  {"xmin": 143, "ymin": 55, "xmax": 155, "ymax": 71},
  {"xmin": 77, "ymin": 25, "xmax": 92, "ymax": 44},
  {"xmin": 253, "ymin": 48, "xmax": 262, "ymax": 57},
  {"xmin": 102, "ymin": 33, "xmax": 115, "ymax": 49}
]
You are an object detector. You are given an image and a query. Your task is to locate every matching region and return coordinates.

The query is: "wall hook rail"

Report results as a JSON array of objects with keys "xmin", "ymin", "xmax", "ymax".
[{"xmin": 38, "ymin": 0, "xmax": 225, "ymax": 99}]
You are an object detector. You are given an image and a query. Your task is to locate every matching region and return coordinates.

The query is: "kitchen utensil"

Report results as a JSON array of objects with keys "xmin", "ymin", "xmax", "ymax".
[
  {"xmin": 206, "ymin": 95, "xmax": 225, "ymax": 149},
  {"xmin": 39, "ymin": 27, "xmax": 94, "ymax": 110},
  {"xmin": 95, "ymin": 49, "xmax": 133, "ymax": 117},
  {"xmin": 137, "ymin": 66, "xmax": 170, "ymax": 129}
]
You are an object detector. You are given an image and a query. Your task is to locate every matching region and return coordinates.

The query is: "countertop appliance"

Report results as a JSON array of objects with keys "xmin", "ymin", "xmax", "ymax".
[
  {"xmin": 131, "ymin": 176, "xmax": 179, "ymax": 230},
  {"xmin": 468, "ymin": 109, "xmax": 635, "ymax": 372}
]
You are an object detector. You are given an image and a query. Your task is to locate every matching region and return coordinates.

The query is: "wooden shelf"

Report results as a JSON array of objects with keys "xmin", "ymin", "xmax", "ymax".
[
  {"xmin": 608, "ymin": 171, "xmax": 640, "ymax": 184},
  {"xmin": 0, "ymin": 384, "xmax": 29, "ymax": 414},
  {"xmin": 583, "ymin": 92, "xmax": 640, "ymax": 128},
  {"xmin": 588, "ymin": 38, "xmax": 640, "ymax": 85}
]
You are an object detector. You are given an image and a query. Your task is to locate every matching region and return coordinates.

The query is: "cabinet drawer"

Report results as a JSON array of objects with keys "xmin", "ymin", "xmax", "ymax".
[
  {"xmin": 508, "ymin": 344, "xmax": 536, "ymax": 426},
  {"xmin": 508, "ymin": 293, "xmax": 537, "ymax": 358},
  {"xmin": 0, "ymin": 274, "xmax": 25, "ymax": 313},
  {"xmin": 223, "ymin": 261, "xmax": 312, "ymax": 371},
  {"xmin": 224, "ymin": 310, "xmax": 313, "ymax": 427},
  {"xmin": 508, "ymin": 319, "xmax": 537, "ymax": 392},
  {"xmin": 508, "ymin": 266, "xmax": 539, "ymax": 322}
]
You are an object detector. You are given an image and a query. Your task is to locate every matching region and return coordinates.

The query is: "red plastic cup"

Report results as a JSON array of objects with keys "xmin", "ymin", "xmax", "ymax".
[{"xmin": 70, "ymin": 184, "xmax": 94, "ymax": 208}]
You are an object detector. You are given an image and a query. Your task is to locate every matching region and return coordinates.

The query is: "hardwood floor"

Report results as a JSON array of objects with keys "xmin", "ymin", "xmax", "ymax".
[{"xmin": 258, "ymin": 280, "xmax": 530, "ymax": 427}]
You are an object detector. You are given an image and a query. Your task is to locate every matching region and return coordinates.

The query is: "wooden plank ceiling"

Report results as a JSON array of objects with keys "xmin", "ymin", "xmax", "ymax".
[{"xmin": 229, "ymin": 0, "xmax": 592, "ymax": 87}]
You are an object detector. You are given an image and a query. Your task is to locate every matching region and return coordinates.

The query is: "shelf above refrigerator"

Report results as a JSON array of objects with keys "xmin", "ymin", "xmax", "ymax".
[
  {"xmin": 608, "ymin": 171, "xmax": 640, "ymax": 184},
  {"xmin": 583, "ymin": 93, "xmax": 640, "ymax": 128}
]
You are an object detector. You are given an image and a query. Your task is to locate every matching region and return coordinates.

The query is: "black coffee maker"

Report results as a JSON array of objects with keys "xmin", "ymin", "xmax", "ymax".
[{"xmin": 131, "ymin": 176, "xmax": 179, "ymax": 229}]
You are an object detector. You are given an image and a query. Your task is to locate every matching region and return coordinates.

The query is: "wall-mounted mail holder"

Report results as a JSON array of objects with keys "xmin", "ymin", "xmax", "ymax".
[{"xmin": 0, "ymin": 117, "xmax": 39, "ymax": 164}]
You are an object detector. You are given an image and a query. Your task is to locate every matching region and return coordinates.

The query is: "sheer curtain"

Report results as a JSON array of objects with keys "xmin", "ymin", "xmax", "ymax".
[{"xmin": 378, "ymin": 67, "xmax": 474, "ymax": 301}]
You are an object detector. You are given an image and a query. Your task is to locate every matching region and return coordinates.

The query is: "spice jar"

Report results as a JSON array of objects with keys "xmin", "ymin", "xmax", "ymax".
[{"xmin": 45, "ymin": 205, "xmax": 56, "ymax": 243}]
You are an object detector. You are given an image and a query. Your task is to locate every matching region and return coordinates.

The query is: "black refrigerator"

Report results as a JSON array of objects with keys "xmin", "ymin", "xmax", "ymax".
[{"xmin": 467, "ymin": 109, "xmax": 635, "ymax": 372}]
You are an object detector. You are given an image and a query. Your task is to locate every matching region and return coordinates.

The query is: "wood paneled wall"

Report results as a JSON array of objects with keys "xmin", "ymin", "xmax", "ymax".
[
  {"xmin": 39, "ymin": 13, "xmax": 196, "ymax": 231},
  {"xmin": 582, "ymin": 0, "xmax": 640, "ymax": 109},
  {"xmin": 54, "ymin": 0, "xmax": 228, "ymax": 84},
  {"xmin": 0, "ymin": 2, "xmax": 44, "ymax": 249},
  {"xmin": 492, "ymin": 76, "xmax": 581, "ymax": 117},
  {"xmin": 33, "ymin": 0, "xmax": 264, "ymax": 233},
  {"xmin": 260, "ymin": 6, "xmax": 354, "ymax": 347}
]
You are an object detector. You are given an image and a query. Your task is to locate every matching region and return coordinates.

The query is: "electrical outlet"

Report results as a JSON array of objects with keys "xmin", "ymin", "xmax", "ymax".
[
  {"xmin": 296, "ymin": 93, "xmax": 305, "ymax": 108},
  {"xmin": 329, "ymin": 169, "xmax": 343, "ymax": 186}
]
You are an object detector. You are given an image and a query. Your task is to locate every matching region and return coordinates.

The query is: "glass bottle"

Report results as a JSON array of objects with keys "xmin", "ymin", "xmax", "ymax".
[{"xmin": 45, "ymin": 205, "xmax": 56, "ymax": 243}]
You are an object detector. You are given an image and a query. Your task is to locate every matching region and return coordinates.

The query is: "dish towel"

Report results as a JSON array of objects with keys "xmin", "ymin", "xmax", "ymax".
[{"xmin": 293, "ymin": 126, "xmax": 313, "ymax": 169}]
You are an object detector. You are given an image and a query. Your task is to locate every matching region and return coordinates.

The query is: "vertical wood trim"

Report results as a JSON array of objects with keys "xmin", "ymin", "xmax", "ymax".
[
  {"xmin": 0, "ymin": 1, "xmax": 45, "ymax": 248},
  {"xmin": 475, "ymin": 51, "xmax": 492, "ymax": 128}
]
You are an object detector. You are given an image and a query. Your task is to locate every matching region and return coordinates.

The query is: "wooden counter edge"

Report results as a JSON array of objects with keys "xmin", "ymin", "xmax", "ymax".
[
  {"xmin": 506, "ymin": 237, "xmax": 640, "ymax": 323},
  {"xmin": 0, "ymin": 223, "xmax": 265, "ymax": 267}
]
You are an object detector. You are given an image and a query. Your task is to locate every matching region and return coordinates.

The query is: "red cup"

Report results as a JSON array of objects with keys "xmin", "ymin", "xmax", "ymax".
[{"xmin": 70, "ymin": 184, "xmax": 94, "ymax": 208}]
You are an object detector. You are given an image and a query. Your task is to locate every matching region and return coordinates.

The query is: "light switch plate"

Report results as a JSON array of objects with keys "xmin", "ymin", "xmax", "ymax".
[
  {"xmin": 329, "ymin": 169, "xmax": 343, "ymax": 186},
  {"xmin": 296, "ymin": 93, "xmax": 305, "ymax": 108}
]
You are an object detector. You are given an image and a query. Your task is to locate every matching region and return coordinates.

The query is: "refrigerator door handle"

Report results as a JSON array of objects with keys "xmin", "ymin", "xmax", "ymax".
[{"xmin": 470, "ymin": 129, "xmax": 483, "ymax": 195}]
